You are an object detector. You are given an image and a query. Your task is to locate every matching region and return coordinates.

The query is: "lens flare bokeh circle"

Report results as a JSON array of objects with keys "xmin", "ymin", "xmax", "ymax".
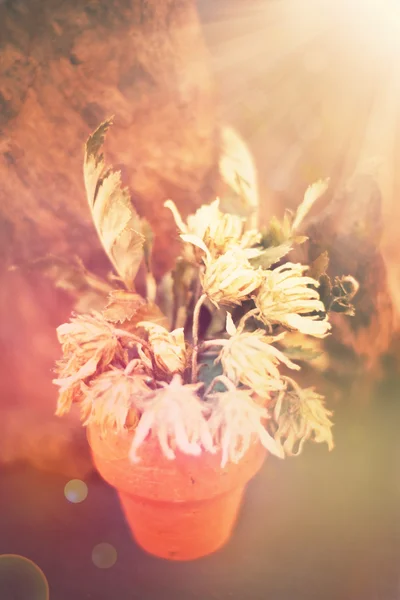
[{"xmin": 0, "ymin": 554, "xmax": 49, "ymax": 600}]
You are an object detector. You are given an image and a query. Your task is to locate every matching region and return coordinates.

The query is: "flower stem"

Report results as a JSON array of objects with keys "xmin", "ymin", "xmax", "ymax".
[
  {"xmin": 114, "ymin": 329, "xmax": 155, "ymax": 372},
  {"xmin": 191, "ymin": 293, "xmax": 207, "ymax": 383},
  {"xmin": 205, "ymin": 375, "xmax": 236, "ymax": 396},
  {"xmin": 237, "ymin": 308, "xmax": 261, "ymax": 332},
  {"xmin": 200, "ymin": 339, "xmax": 228, "ymax": 349},
  {"xmin": 114, "ymin": 329, "xmax": 150, "ymax": 350},
  {"xmin": 281, "ymin": 375, "xmax": 301, "ymax": 393}
]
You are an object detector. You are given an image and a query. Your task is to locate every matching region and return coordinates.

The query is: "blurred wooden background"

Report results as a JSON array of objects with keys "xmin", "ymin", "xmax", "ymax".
[{"xmin": 1, "ymin": 0, "xmax": 399, "ymax": 475}]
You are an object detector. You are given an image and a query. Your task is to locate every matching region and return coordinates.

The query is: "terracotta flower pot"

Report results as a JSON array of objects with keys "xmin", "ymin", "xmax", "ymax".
[{"xmin": 87, "ymin": 424, "xmax": 267, "ymax": 561}]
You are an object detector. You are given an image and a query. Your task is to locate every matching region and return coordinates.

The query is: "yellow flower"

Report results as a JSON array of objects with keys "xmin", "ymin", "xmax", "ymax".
[
  {"xmin": 164, "ymin": 198, "xmax": 261, "ymax": 260},
  {"xmin": 218, "ymin": 328, "xmax": 300, "ymax": 398},
  {"xmin": 272, "ymin": 381, "xmax": 334, "ymax": 456},
  {"xmin": 80, "ymin": 367, "xmax": 152, "ymax": 433},
  {"xmin": 201, "ymin": 247, "xmax": 263, "ymax": 307},
  {"xmin": 207, "ymin": 388, "xmax": 284, "ymax": 467},
  {"xmin": 255, "ymin": 263, "xmax": 331, "ymax": 338},
  {"xmin": 129, "ymin": 374, "xmax": 215, "ymax": 461},
  {"xmin": 137, "ymin": 322, "xmax": 188, "ymax": 375}
]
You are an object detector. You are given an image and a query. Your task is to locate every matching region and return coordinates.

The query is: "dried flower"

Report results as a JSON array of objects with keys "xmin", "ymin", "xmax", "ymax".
[
  {"xmin": 204, "ymin": 213, "xmax": 261, "ymax": 258},
  {"xmin": 53, "ymin": 312, "xmax": 127, "ymax": 415},
  {"xmin": 51, "ymin": 122, "xmax": 353, "ymax": 468},
  {"xmin": 54, "ymin": 357, "xmax": 98, "ymax": 416},
  {"xmin": 219, "ymin": 328, "xmax": 300, "ymax": 398},
  {"xmin": 137, "ymin": 322, "xmax": 188, "ymax": 375},
  {"xmin": 201, "ymin": 247, "xmax": 263, "ymax": 307},
  {"xmin": 255, "ymin": 263, "xmax": 331, "ymax": 337},
  {"xmin": 207, "ymin": 387, "xmax": 284, "ymax": 467},
  {"xmin": 56, "ymin": 311, "xmax": 124, "ymax": 363},
  {"xmin": 80, "ymin": 367, "xmax": 152, "ymax": 433},
  {"xmin": 164, "ymin": 198, "xmax": 261, "ymax": 260},
  {"xmin": 272, "ymin": 380, "xmax": 334, "ymax": 456},
  {"xmin": 129, "ymin": 375, "xmax": 215, "ymax": 461},
  {"xmin": 165, "ymin": 199, "xmax": 221, "ymax": 241}
]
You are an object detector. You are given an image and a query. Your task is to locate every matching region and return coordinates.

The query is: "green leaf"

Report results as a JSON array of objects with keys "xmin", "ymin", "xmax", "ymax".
[
  {"xmin": 250, "ymin": 241, "xmax": 293, "ymax": 269},
  {"xmin": 171, "ymin": 259, "xmax": 197, "ymax": 329},
  {"xmin": 282, "ymin": 345, "xmax": 323, "ymax": 362},
  {"xmin": 197, "ymin": 354, "xmax": 224, "ymax": 391},
  {"xmin": 140, "ymin": 218, "xmax": 154, "ymax": 273}
]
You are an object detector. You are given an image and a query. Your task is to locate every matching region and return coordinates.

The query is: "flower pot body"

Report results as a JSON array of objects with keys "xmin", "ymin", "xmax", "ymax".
[{"xmin": 87, "ymin": 424, "xmax": 267, "ymax": 561}]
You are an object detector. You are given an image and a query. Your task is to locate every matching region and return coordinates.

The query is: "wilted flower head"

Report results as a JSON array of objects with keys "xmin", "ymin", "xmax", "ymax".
[
  {"xmin": 255, "ymin": 263, "xmax": 331, "ymax": 338},
  {"xmin": 165, "ymin": 198, "xmax": 261, "ymax": 260},
  {"xmin": 129, "ymin": 374, "xmax": 215, "ymax": 462},
  {"xmin": 53, "ymin": 312, "xmax": 127, "ymax": 416},
  {"xmin": 137, "ymin": 322, "xmax": 188, "ymax": 375},
  {"xmin": 80, "ymin": 366, "xmax": 153, "ymax": 433},
  {"xmin": 201, "ymin": 247, "xmax": 263, "ymax": 307},
  {"xmin": 54, "ymin": 357, "xmax": 97, "ymax": 417},
  {"xmin": 165, "ymin": 199, "xmax": 221, "ymax": 241},
  {"xmin": 272, "ymin": 380, "xmax": 334, "ymax": 456},
  {"xmin": 219, "ymin": 327, "xmax": 300, "ymax": 398},
  {"xmin": 207, "ymin": 387, "xmax": 284, "ymax": 467},
  {"xmin": 56, "ymin": 312, "xmax": 122, "ymax": 359}
]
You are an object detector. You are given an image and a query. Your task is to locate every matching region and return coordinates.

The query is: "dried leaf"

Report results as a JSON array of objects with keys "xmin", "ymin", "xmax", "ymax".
[
  {"xmin": 9, "ymin": 255, "xmax": 113, "ymax": 312},
  {"xmin": 318, "ymin": 273, "xmax": 359, "ymax": 316},
  {"xmin": 219, "ymin": 125, "xmax": 259, "ymax": 227},
  {"xmin": 103, "ymin": 290, "xmax": 147, "ymax": 323},
  {"xmin": 84, "ymin": 119, "xmax": 144, "ymax": 289},
  {"xmin": 292, "ymin": 179, "xmax": 330, "ymax": 231},
  {"xmin": 118, "ymin": 301, "xmax": 170, "ymax": 332},
  {"xmin": 272, "ymin": 384, "xmax": 334, "ymax": 456},
  {"xmin": 330, "ymin": 276, "xmax": 359, "ymax": 316},
  {"xmin": 308, "ymin": 251, "xmax": 330, "ymax": 281}
]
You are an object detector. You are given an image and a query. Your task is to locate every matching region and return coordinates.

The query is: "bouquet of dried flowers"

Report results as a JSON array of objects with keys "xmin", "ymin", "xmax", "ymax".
[{"xmin": 53, "ymin": 119, "xmax": 358, "ymax": 467}]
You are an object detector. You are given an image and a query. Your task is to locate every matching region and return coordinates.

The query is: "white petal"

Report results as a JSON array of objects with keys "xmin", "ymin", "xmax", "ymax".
[
  {"xmin": 180, "ymin": 234, "xmax": 211, "ymax": 260},
  {"xmin": 164, "ymin": 200, "xmax": 188, "ymax": 233}
]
